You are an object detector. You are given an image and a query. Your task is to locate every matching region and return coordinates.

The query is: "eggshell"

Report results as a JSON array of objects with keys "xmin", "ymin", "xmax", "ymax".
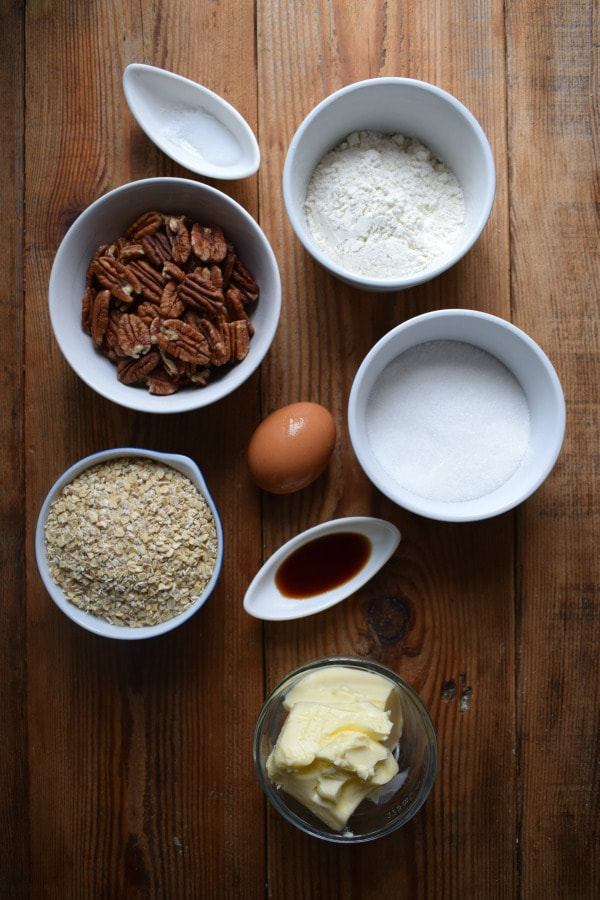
[{"xmin": 247, "ymin": 402, "xmax": 336, "ymax": 494}]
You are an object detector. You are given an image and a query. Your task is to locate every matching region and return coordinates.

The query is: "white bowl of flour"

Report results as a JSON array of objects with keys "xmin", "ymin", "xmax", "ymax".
[
  {"xmin": 348, "ymin": 310, "xmax": 565, "ymax": 521},
  {"xmin": 283, "ymin": 78, "xmax": 495, "ymax": 291}
]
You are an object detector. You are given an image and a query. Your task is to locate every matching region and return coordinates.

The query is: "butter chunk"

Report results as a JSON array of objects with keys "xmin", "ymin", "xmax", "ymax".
[
  {"xmin": 270, "ymin": 700, "xmax": 393, "ymax": 769},
  {"xmin": 284, "ymin": 665, "xmax": 403, "ymax": 747},
  {"xmin": 265, "ymin": 666, "xmax": 403, "ymax": 831}
]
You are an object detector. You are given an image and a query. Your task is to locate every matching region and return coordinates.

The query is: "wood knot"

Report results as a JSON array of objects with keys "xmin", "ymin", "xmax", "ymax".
[{"xmin": 367, "ymin": 594, "xmax": 412, "ymax": 646}]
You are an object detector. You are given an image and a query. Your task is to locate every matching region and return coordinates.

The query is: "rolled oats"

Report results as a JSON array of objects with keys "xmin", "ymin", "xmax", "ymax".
[{"xmin": 44, "ymin": 458, "xmax": 218, "ymax": 627}]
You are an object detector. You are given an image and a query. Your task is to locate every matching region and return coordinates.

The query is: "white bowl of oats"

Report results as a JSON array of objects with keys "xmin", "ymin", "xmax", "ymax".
[
  {"xmin": 283, "ymin": 78, "xmax": 495, "ymax": 291},
  {"xmin": 49, "ymin": 177, "xmax": 281, "ymax": 412},
  {"xmin": 35, "ymin": 448, "xmax": 223, "ymax": 639}
]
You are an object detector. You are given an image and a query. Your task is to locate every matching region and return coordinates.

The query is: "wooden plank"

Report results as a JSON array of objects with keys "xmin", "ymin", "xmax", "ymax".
[
  {"xmin": 506, "ymin": 0, "xmax": 600, "ymax": 894},
  {"xmin": 23, "ymin": 1, "xmax": 264, "ymax": 896},
  {"xmin": 0, "ymin": 0, "xmax": 28, "ymax": 895},
  {"xmin": 257, "ymin": 1, "xmax": 516, "ymax": 896}
]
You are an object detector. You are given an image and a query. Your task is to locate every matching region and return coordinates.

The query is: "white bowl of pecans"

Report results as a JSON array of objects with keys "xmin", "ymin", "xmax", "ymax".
[
  {"xmin": 35, "ymin": 448, "xmax": 224, "ymax": 639},
  {"xmin": 49, "ymin": 178, "xmax": 281, "ymax": 412}
]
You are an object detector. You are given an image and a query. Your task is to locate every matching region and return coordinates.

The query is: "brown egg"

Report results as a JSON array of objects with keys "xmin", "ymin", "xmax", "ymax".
[{"xmin": 247, "ymin": 402, "xmax": 336, "ymax": 494}]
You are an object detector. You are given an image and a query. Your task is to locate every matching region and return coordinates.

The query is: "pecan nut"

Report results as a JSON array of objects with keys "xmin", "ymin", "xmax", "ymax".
[
  {"xmin": 159, "ymin": 281, "xmax": 185, "ymax": 319},
  {"xmin": 126, "ymin": 259, "xmax": 165, "ymax": 303},
  {"xmin": 91, "ymin": 289, "xmax": 111, "ymax": 348},
  {"xmin": 141, "ymin": 231, "xmax": 172, "ymax": 267},
  {"xmin": 117, "ymin": 350, "xmax": 160, "ymax": 384},
  {"xmin": 93, "ymin": 256, "xmax": 141, "ymax": 304},
  {"xmin": 231, "ymin": 257, "xmax": 259, "ymax": 301},
  {"xmin": 154, "ymin": 318, "xmax": 211, "ymax": 366},
  {"xmin": 166, "ymin": 216, "xmax": 192, "ymax": 265},
  {"xmin": 222, "ymin": 319, "xmax": 250, "ymax": 361},
  {"xmin": 117, "ymin": 313, "xmax": 151, "ymax": 358},
  {"xmin": 178, "ymin": 268, "xmax": 224, "ymax": 315},
  {"xmin": 126, "ymin": 210, "xmax": 163, "ymax": 241},
  {"xmin": 146, "ymin": 369, "xmax": 179, "ymax": 395},
  {"xmin": 191, "ymin": 224, "xmax": 228, "ymax": 263}
]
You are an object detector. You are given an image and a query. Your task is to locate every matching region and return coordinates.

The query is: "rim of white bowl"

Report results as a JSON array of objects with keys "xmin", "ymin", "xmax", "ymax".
[
  {"xmin": 34, "ymin": 447, "xmax": 224, "ymax": 639},
  {"xmin": 49, "ymin": 177, "xmax": 281, "ymax": 413},
  {"xmin": 283, "ymin": 77, "xmax": 496, "ymax": 291},
  {"xmin": 348, "ymin": 309, "xmax": 566, "ymax": 521}
]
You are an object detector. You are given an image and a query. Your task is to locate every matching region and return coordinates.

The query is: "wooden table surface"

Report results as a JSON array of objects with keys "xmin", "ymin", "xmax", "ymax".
[{"xmin": 2, "ymin": 0, "xmax": 598, "ymax": 897}]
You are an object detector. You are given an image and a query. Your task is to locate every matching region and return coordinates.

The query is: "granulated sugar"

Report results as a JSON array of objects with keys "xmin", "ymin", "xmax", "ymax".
[
  {"xmin": 366, "ymin": 341, "xmax": 531, "ymax": 502},
  {"xmin": 304, "ymin": 131, "xmax": 464, "ymax": 278}
]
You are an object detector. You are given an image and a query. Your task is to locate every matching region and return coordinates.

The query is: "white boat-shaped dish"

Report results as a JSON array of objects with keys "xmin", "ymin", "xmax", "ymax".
[
  {"xmin": 243, "ymin": 517, "xmax": 401, "ymax": 621},
  {"xmin": 123, "ymin": 63, "xmax": 260, "ymax": 180}
]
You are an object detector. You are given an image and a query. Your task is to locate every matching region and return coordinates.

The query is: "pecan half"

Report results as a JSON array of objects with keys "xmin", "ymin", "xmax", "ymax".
[
  {"xmin": 93, "ymin": 256, "xmax": 141, "ymax": 305},
  {"xmin": 159, "ymin": 348, "xmax": 187, "ymax": 378},
  {"xmin": 137, "ymin": 300, "xmax": 162, "ymax": 325},
  {"xmin": 197, "ymin": 317, "xmax": 229, "ymax": 365},
  {"xmin": 104, "ymin": 309, "xmax": 127, "ymax": 357},
  {"xmin": 126, "ymin": 210, "xmax": 163, "ymax": 241},
  {"xmin": 117, "ymin": 313, "xmax": 151, "ymax": 358},
  {"xmin": 159, "ymin": 281, "xmax": 185, "ymax": 319},
  {"xmin": 154, "ymin": 318, "xmax": 211, "ymax": 366},
  {"xmin": 117, "ymin": 350, "xmax": 160, "ymax": 385},
  {"xmin": 126, "ymin": 259, "xmax": 165, "ymax": 303},
  {"xmin": 222, "ymin": 319, "xmax": 250, "ymax": 361},
  {"xmin": 178, "ymin": 269, "xmax": 224, "ymax": 315},
  {"xmin": 166, "ymin": 216, "xmax": 192, "ymax": 265},
  {"xmin": 231, "ymin": 257, "xmax": 259, "ymax": 301},
  {"xmin": 82, "ymin": 286, "xmax": 94, "ymax": 333},
  {"xmin": 226, "ymin": 286, "xmax": 255, "ymax": 336},
  {"xmin": 186, "ymin": 365, "xmax": 211, "ymax": 386},
  {"xmin": 162, "ymin": 260, "xmax": 186, "ymax": 283},
  {"xmin": 86, "ymin": 244, "xmax": 109, "ymax": 288},
  {"xmin": 142, "ymin": 231, "xmax": 172, "ymax": 267},
  {"xmin": 146, "ymin": 369, "xmax": 179, "ymax": 395},
  {"xmin": 118, "ymin": 242, "xmax": 145, "ymax": 261},
  {"xmin": 191, "ymin": 223, "xmax": 228, "ymax": 263},
  {"xmin": 91, "ymin": 289, "xmax": 111, "ymax": 348}
]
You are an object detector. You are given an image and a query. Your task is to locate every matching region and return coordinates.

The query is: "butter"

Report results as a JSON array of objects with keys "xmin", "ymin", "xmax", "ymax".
[{"xmin": 266, "ymin": 666, "xmax": 402, "ymax": 831}]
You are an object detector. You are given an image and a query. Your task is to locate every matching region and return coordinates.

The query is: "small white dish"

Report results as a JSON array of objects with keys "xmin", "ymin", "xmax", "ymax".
[
  {"xmin": 123, "ymin": 63, "xmax": 260, "ymax": 180},
  {"xmin": 243, "ymin": 517, "xmax": 400, "ymax": 621}
]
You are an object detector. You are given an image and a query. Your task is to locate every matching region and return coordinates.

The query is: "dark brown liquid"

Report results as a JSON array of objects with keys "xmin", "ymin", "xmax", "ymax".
[{"xmin": 275, "ymin": 531, "xmax": 372, "ymax": 599}]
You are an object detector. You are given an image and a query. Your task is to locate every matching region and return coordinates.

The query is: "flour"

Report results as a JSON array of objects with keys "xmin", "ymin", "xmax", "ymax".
[
  {"xmin": 365, "ymin": 340, "xmax": 531, "ymax": 502},
  {"xmin": 304, "ymin": 131, "xmax": 464, "ymax": 278}
]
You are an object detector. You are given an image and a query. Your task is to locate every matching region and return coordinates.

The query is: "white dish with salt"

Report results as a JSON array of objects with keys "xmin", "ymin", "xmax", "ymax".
[
  {"xmin": 123, "ymin": 64, "xmax": 260, "ymax": 180},
  {"xmin": 348, "ymin": 310, "xmax": 566, "ymax": 522}
]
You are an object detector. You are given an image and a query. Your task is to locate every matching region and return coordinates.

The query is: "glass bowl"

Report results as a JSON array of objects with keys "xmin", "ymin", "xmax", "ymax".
[{"xmin": 253, "ymin": 656, "xmax": 438, "ymax": 843}]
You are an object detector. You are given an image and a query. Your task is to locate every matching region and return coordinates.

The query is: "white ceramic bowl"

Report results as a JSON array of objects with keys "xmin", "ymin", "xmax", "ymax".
[
  {"xmin": 49, "ymin": 178, "xmax": 281, "ymax": 413},
  {"xmin": 283, "ymin": 78, "xmax": 495, "ymax": 292},
  {"xmin": 35, "ymin": 448, "xmax": 224, "ymax": 639},
  {"xmin": 348, "ymin": 310, "xmax": 566, "ymax": 522}
]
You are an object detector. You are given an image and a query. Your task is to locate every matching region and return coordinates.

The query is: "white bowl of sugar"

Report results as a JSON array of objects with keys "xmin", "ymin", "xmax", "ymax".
[
  {"xmin": 348, "ymin": 310, "xmax": 566, "ymax": 522},
  {"xmin": 283, "ymin": 78, "xmax": 495, "ymax": 292}
]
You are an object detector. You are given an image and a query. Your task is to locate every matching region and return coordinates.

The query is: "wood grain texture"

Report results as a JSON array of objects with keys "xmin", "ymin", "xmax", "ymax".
[
  {"xmin": 507, "ymin": 0, "xmax": 600, "ymax": 894},
  {"xmin": 1, "ymin": 0, "xmax": 597, "ymax": 896},
  {"xmin": 0, "ymin": 0, "xmax": 28, "ymax": 895}
]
